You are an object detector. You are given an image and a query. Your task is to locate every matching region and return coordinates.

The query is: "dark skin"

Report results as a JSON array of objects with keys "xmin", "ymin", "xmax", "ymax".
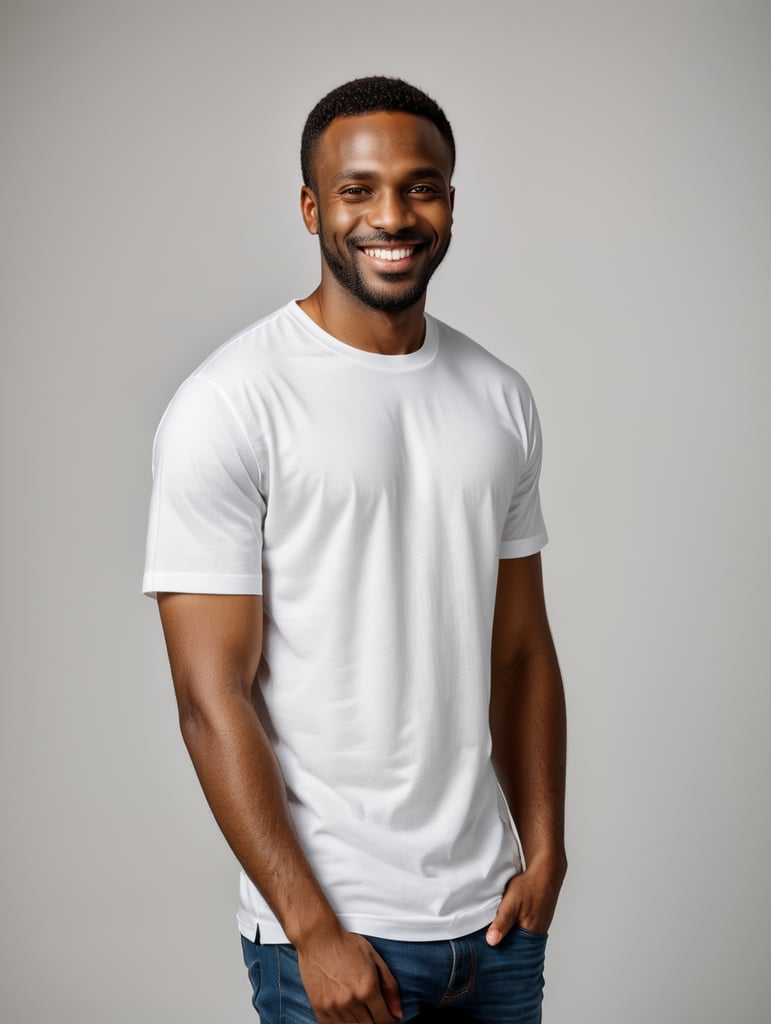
[
  {"xmin": 487, "ymin": 555, "xmax": 567, "ymax": 946},
  {"xmin": 298, "ymin": 111, "xmax": 455, "ymax": 353},
  {"xmin": 158, "ymin": 111, "xmax": 567, "ymax": 1023}
]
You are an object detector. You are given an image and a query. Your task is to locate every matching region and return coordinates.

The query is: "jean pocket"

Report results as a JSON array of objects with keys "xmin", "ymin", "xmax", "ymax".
[
  {"xmin": 240, "ymin": 934, "xmax": 262, "ymax": 1001},
  {"xmin": 514, "ymin": 924, "xmax": 549, "ymax": 940}
]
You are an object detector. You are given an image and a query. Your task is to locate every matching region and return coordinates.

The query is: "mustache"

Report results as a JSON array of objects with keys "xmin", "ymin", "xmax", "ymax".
[{"xmin": 347, "ymin": 231, "xmax": 432, "ymax": 247}]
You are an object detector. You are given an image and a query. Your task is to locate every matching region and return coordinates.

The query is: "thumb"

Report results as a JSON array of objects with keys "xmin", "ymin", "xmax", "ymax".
[{"xmin": 486, "ymin": 879, "xmax": 522, "ymax": 947}]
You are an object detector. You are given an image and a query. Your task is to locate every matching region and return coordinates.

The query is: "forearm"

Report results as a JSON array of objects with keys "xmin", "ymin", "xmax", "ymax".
[
  {"xmin": 490, "ymin": 642, "xmax": 567, "ymax": 871},
  {"xmin": 159, "ymin": 593, "xmax": 400, "ymax": 1020},
  {"xmin": 176, "ymin": 687, "xmax": 402, "ymax": 1021},
  {"xmin": 179, "ymin": 691, "xmax": 338, "ymax": 945}
]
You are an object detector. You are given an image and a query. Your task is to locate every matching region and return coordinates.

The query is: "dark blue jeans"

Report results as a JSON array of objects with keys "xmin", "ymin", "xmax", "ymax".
[{"xmin": 241, "ymin": 924, "xmax": 547, "ymax": 1023}]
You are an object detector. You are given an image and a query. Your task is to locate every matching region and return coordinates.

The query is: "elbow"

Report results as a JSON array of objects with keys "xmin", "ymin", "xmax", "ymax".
[
  {"xmin": 176, "ymin": 689, "xmax": 211, "ymax": 748},
  {"xmin": 173, "ymin": 673, "xmax": 219, "ymax": 743},
  {"xmin": 173, "ymin": 674, "xmax": 253, "ymax": 747}
]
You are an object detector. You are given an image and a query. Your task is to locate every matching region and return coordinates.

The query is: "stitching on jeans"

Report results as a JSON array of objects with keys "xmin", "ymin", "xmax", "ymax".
[
  {"xmin": 441, "ymin": 937, "xmax": 477, "ymax": 1003},
  {"xmin": 445, "ymin": 939, "xmax": 458, "ymax": 1000}
]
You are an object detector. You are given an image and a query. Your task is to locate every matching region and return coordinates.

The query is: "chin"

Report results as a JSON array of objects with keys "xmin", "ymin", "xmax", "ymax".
[
  {"xmin": 362, "ymin": 292, "xmax": 425, "ymax": 313},
  {"xmin": 354, "ymin": 267, "xmax": 436, "ymax": 313}
]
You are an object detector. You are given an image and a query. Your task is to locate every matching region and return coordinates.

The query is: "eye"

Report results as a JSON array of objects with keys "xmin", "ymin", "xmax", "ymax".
[
  {"xmin": 339, "ymin": 186, "xmax": 369, "ymax": 198},
  {"xmin": 408, "ymin": 184, "xmax": 440, "ymax": 197}
]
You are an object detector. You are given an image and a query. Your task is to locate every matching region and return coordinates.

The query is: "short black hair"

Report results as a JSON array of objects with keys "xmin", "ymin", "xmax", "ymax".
[{"xmin": 301, "ymin": 76, "xmax": 455, "ymax": 188}]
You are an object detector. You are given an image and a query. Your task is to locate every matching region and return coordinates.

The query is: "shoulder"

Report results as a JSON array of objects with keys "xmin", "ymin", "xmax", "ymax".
[
  {"xmin": 155, "ymin": 301, "xmax": 307, "ymax": 428},
  {"xmin": 191, "ymin": 302, "xmax": 301, "ymax": 390},
  {"xmin": 152, "ymin": 303, "xmax": 302, "ymax": 462},
  {"xmin": 428, "ymin": 313, "xmax": 537, "ymax": 410}
]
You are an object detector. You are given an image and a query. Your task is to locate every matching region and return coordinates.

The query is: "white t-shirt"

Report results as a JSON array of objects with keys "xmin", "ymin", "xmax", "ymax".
[{"xmin": 143, "ymin": 301, "xmax": 548, "ymax": 943}]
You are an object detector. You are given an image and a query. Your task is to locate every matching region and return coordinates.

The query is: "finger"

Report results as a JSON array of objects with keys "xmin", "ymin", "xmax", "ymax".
[
  {"xmin": 350, "ymin": 993, "xmax": 394, "ymax": 1024},
  {"xmin": 374, "ymin": 954, "xmax": 403, "ymax": 1019},
  {"xmin": 339, "ymin": 1008, "xmax": 369, "ymax": 1024},
  {"xmin": 486, "ymin": 882, "xmax": 523, "ymax": 946},
  {"xmin": 314, "ymin": 996, "xmax": 369, "ymax": 1024},
  {"xmin": 342, "ymin": 975, "xmax": 400, "ymax": 1024}
]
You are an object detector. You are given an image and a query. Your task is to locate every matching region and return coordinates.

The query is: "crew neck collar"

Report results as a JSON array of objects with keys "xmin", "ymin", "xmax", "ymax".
[{"xmin": 288, "ymin": 301, "xmax": 438, "ymax": 372}]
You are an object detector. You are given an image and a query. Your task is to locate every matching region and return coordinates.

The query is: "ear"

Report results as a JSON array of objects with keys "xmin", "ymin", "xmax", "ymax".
[
  {"xmin": 449, "ymin": 185, "xmax": 456, "ymax": 212},
  {"xmin": 300, "ymin": 185, "xmax": 319, "ymax": 235}
]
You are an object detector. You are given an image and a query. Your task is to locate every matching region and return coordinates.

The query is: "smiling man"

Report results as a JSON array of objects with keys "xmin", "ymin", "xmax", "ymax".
[
  {"xmin": 303, "ymin": 107, "xmax": 453, "ymax": 320},
  {"xmin": 143, "ymin": 77, "xmax": 566, "ymax": 1024}
]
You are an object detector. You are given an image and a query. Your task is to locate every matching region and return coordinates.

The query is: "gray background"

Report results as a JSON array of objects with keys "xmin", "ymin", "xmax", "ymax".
[{"xmin": 2, "ymin": 1, "xmax": 769, "ymax": 1021}]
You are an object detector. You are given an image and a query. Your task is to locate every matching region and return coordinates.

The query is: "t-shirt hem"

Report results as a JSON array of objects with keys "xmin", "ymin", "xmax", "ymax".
[
  {"xmin": 142, "ymin": 571, "xmax": 263, "ymax": 599},
  {"xmin": 498, "ymin": 531, "xmax": 549, "ymax": 559},
  {"xmin": 237, "ymin": 897, "xmax": 504, "ymax": 945}
]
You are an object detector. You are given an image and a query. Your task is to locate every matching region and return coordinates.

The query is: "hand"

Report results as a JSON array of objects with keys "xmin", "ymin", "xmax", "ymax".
[
  {"xmin": 486, "ymin": 854, "xmax": 567, "ymax": 946},
  {"xmin": 295, "ymin": 924, "xmax": 403, "ymax": 1023}
]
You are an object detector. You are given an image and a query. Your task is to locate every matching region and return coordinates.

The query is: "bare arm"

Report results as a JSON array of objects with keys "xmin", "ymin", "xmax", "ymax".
[
  {"xmin": 486, "ymin": 553, "xmax": 567, "ymax": 944},
  {"xmin": 158, "ymin": 592, "xmax": 402, "ymax": 1022}
]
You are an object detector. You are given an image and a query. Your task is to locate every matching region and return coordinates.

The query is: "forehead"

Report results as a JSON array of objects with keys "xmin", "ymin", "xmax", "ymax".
[{"xmin": 311, "ymin": 111, "xmax": 453, "ymax": 183}]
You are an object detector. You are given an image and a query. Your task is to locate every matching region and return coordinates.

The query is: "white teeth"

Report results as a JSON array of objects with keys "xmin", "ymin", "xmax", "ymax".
[{"xmin": 363, "ymin": 247, "xmax": 414, "ymax": 261}]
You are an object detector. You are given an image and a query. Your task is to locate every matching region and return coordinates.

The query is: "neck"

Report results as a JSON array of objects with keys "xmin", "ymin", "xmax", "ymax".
[{"xmin": 298, "ymin": 279, "xmax": 427, "ymax": 356}]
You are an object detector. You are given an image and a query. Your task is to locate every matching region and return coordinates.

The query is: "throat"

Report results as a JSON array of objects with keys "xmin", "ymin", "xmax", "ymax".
[{"xmin": 298, "ymin": 287, "xmax": 427, "ymax": 355}]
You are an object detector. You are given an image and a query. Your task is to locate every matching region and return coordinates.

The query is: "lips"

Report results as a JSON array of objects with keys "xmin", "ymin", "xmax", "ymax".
[
  {"xmin": 361, "ymin": 246, "xmax": 416, "ymax": 261},
  {"xmin": 357, "ymin": 243, "xmax": 425, "ymax": 271}
]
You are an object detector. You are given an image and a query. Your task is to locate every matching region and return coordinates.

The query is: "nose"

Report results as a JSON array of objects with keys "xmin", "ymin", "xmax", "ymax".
[{"xmin": 366, "ymin": 188, "xmax": 417, "ymax": 233}]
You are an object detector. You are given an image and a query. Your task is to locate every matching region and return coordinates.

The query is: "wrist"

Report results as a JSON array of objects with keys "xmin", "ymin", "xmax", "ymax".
[
  {"xmin": 524, "ymin": 846, "xmax": 568, "ymax": 880},
  {"xmin": 284, "ymin": 899, "xmax": 342, "ymax": 951}
]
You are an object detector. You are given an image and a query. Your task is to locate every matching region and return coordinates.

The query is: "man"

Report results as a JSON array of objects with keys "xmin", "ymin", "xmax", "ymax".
[{"xmin": 144, "ymin": 77, "xmax": 566, "ymax": 1023}]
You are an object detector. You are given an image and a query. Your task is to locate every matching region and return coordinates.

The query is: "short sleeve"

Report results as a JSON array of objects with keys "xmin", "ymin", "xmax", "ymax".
[
  {"xmin": 142, "ymin": 374, "xmax": 266, "ymax": 598},
  {"xmin": 498, "ymin": 382, "xmax": 549, "ymax": 558}
]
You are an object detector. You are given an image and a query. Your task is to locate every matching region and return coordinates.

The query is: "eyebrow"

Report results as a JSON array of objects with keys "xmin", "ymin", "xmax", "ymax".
[{"xmin": 329, "ymin": 167, "xmax": 447, "ymax": 186}]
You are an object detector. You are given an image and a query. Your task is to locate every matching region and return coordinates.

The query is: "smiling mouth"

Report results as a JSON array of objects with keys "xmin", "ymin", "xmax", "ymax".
[{"xmin": 361, "ymin": 246, "xmax": 418, "ymax": 261}]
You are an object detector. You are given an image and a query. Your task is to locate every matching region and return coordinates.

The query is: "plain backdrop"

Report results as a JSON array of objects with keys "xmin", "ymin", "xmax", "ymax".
[{"xmin": 2, "ymin": 1, "xmax": 770, "ymax": 1022}]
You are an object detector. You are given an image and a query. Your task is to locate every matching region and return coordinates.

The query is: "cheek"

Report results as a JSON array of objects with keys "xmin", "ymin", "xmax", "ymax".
[
  {"xmin": 413, "ymin": 204, "xmax": 452, "ymax": 241},
  {"xmin": 322, "ymin": 202, "xmax": 359, "ymax": 229},
  {"xmin": 431, "ymin": 207, "xmax": 453, "ymax": 233},
  {"xmin": 321, "ymin": 213, "xmax": 359, "ymax": 248}
]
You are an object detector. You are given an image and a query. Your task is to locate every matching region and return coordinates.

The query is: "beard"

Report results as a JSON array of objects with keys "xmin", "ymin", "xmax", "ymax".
[{"xmin": 317, "ymin": 221, "xmax": 452, "ymax": 314}]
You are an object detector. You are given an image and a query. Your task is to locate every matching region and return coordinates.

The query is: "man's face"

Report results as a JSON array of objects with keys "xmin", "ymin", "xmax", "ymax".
[{"xmin": 302, "ymin": 111, "xmax": 455, "ymax": 313}]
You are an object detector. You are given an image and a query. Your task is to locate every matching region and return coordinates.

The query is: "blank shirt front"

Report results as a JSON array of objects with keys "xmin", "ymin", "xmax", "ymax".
[{"xmin": 144, "ymin": 301, "xmax": 548, "ymax": 943}]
